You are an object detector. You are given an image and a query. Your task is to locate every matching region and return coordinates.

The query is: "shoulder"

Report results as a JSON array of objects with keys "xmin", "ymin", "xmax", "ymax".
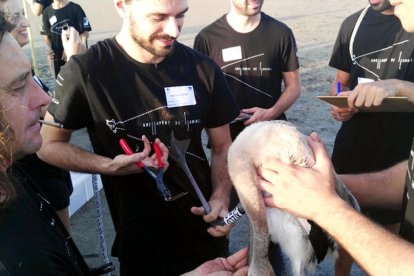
[
  {"xmin": 260, "ymin": 13, "xmax": 294, "ymax": 35},
  {"xmin": 68, "ymin": 38, "xmax": 114, "ymax": 73},
  {"xmin": 340, "ymin": 8, "xmax": 368, "ymax": 30},
  {"xmin": 197, "ymin": 15, "xmax": 227, "ymax": 36},
  {"xmin": 42, "ymin": 5, "xmax": 53, "ymax": 15},
  {"xmin": 172, "ymin": 43, "xmax": 223, "ymax": 78},
  {"xmin": 175, "ymin": 43, "xmax": 218, "ymax": 65},
  {"xmin": 67, "ymin": 2, "xmax": 85, "ymax": 11}
]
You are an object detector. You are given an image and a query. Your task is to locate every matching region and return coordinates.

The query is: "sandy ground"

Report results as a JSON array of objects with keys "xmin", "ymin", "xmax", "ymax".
[{"xmin": 24, "ymin": 0, "xmax": 370, "ymax": 275}]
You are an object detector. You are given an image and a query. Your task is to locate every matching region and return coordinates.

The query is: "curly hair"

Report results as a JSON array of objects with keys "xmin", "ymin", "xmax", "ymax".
[{"xmin": 0, "ymin": 11, "xmax": 17, "ymax": 209}]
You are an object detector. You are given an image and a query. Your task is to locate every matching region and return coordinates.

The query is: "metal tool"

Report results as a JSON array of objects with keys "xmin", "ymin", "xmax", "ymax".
[
  {"xmin": 169, "ymin": 131, "xmax": 212, "ymax": 214},
  {"xmin": 119, "ymin": 138, "xmax": 172, "ymax": 201},
  {"xmin": 169, "ymin": 132, "xmax": 246, "ymax": 227}
]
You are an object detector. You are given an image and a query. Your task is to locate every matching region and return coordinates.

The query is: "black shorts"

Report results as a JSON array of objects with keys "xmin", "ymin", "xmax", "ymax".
[{"xmin": 14, "ymin": 154, "xmax": 73, "ymax": 210}]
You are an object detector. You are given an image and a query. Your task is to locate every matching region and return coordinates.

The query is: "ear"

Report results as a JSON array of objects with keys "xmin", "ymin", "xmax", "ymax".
[{"xmin": 114, "ymin": 0, "xmax": 128, "ymax": 17}]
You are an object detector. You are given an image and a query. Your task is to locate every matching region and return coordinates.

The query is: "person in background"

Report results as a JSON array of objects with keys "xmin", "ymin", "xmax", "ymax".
[
  {"xmin": 193, "ymin": 1, "xmax": 300, "ymax": 272},
  {"xmin": 41, "ymin": 0, "xmax": 91, "ymax": 78},
  {"xmin": 259, "ymin": 1, "xmax": 414, "ymax": 274},
  {"xmin": 0, "ymin": 0, "xmax": 74, "ymax": 231},
  {"xmin": 0, "ymin": 12, "xmax": 90, "ymax": 274},
  {"xmin": 25, "ymin": 0, "xmax": 52, "ymax": 16},
  {"xmin": 328, "ymin": 0, "xmax": 414, "ymax": 273},
  {"xmin": 194, "ymin": 0, "xmax": 300, "ymax": 145},
  {"xmin": 38, "ymin": 0, "xmax": 239, "ymax": 275}
]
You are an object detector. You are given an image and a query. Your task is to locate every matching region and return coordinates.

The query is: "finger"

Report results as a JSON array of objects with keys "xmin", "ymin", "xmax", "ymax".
[
  {"xmin": 262, "ymin": 195, "xmax": 278, "ymax": 208},
  {"xmin": 363, "ymin": 90, "xmax": 376, "ymax": 107},
  {"xmin": 141, "ymin": 135, "xmax": 151, "ymax": 155},
  {"xmin": 233, "ymin": 267, "xmax": 249, "ymax": 276},
  {"xmin": 260, "ymin": 156, "xmax": 289, "ymax": 174},
  {"xmin": 309, "ymin": 132, "xmax": 321, "ymax": 143},
  {"xmin": 227, "ymin": 248, "xmax": 249, "ymax": 267},
  {"xmin": 243, "ymin": 118, "xmax": 253, "ymax": 126},
  {"xmin": 154, "ymin": 138, "xmax": 169, "ymax": 158},
  {"xmin": 207, "ymin": 225, "xmax": 231, "ymax": 237},
  {"xmin": 330, "ymin": 105, "xmax": 349, "ymax": 113},
  {"xmin": 258, "ymin": 176, "xmax": 273, "ymax": 193},
  {"xmin": 190, "ymin": 206, "xmax": 205, "ymax": 216},
  {"xmin": 241, "ymin": 107, "xmax": 254, "ymax": 114},
  {"xmin": 347, "ymin": 91, "xmax": 358, "ymax": 108},
  {"xmin": 307, "ymin": 134, "xmax": 331, "ymax": 172},
  {"xmin": 257, "ymin": 165, "xmax": 277, "ymax": 185},
  {"xmin": 338, "ymin": 91, "xmax": 350, "ymax": 96}
]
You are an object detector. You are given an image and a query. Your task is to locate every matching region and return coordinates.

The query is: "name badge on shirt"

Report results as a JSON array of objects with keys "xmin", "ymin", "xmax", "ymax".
[
  {"xmin": 49, "ymin": 16, "xmax": 57, "ymax": 26},
  {"xmin": 165, "ymin": 86, "xmax": 196, "ymax": 108},
  {"xmin": 222, "ymin": 46, "xmax": 242, "ymax": 62},
  {"xmin": 358, "ymin": 77, "xmax": 374, "ymax": 84}
]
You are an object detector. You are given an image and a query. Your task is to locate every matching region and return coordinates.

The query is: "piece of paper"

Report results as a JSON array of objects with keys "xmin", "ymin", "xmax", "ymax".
[{"xmin": 317, "ymin": 96, "xmax": 414, "ymax": 112}]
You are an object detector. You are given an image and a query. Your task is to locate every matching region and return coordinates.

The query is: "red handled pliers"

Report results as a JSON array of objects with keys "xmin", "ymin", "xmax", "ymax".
[{"xmin": 119, "ymin": 139, "xmax": 172, "ymax": 201}]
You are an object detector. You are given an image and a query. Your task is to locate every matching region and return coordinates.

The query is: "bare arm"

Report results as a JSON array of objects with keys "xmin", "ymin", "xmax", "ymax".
[
  {"xmin": 258, "ymin": 133, "xmax": 414, "ymax": 275},
  {"xmin": 43, "ymin": 35, "xmax": 52, "ymax": 54},
  {"xmin": 208, "ymin": 124, "xmax": 233, "ymax": 206},
  {"xmin": 243, "ymin": 69, "xmax": 301, "ymax": 124},
  {"xmin": 79, "ymin": 31, "xmax": 89, "ymax": 49},
  {"xmin": 318, "ymin": 198, "xmax": 414, "ymax": 276},
  {"xmin": 340, "ymin": 161, "xmax": 407, "ymax": 210},
  {"xmin": 191, "ymin": 124, "xmax": 233, "ymax": 236},
  {"xmin": 25, "ymin": 0, "xmax": 44, "ymax": 16},
  {"xmin": 38, "ymin": 112, "xmax": 168, "ymax": 175}
]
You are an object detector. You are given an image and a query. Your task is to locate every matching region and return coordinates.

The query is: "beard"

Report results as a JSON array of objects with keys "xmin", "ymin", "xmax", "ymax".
[
  {"xmin": 371, "ymin": 0, "xmax": 392, "ymax": 12},
  {"xmin": 129, "ymin": 16, "xmax": 175, "ymax": 59},
  {"xmin": 233, "ymin": 0, "xmax": 263, "ymax": 16}
]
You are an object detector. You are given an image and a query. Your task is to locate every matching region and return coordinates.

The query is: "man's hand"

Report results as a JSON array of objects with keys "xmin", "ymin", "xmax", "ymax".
[
  {"xmin": 242, "ymin": 107, "xmax": 274, "ymax": 125},
  {"xmin": 258, "ymin": 132, "xmax": 340, "ymax": 220},
  {"xmin": 61, "ymin": 26, "xmax": 87, "ymax": 61},
  {"xmin": 330, "ymin": 91, "xmax": 358, "ymax": 122},
  {"xmin": 347, "ymin": 79, "xmax": 402, "ymax": 109},
  {"xmin": 182, "ymin": 248, "xmax": 248, "ymax": 276},
  {"xmin": 191, "ymin": 198, "xmax": 233, "ymax": 237},
  {"xmin": 110, "ymin": 136, "xmax": 169, "ymax": 176}
]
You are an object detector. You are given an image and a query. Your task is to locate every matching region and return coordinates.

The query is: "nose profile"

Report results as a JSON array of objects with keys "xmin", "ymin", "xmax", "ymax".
[{"xmin": 163, "ymin": 17, "xmax": 180, "ymax": 39}]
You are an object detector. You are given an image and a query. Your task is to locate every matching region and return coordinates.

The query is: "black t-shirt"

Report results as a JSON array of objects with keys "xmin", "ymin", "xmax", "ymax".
[
  {"xmin": 41, "ymin": 2, "xmax": 92, "ymax": 62},
  {"xmin": 329, "ymin": 8, "xmax": 414, "ymax": 174},
  {"xmin": 48, "ymin": 38, "xmax": 239, "ymax": 274},
  {"xmin": 400, "ymin": 140, "xmax": 414, "ymax": 242},
  {"xmin": 194, "ymin": 13, "xmax": 298, "ymax": 138},
  {"xmin": 0, "ymin": 168, "xmax": 88, "ymax": 275},
  {"xmin": 34, "ymin": 0, "xmax": 52, "ymax": 7},
  {"xmin": 194, "ymin": 12, "xmax": 298, "ymax": 111}
]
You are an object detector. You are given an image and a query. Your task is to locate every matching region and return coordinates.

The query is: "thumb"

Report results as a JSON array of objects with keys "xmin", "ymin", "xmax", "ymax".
[
  {"xmin": 233, "ymin": 267, "xmax": 249, "ymax": 276},
  {"xmin": 241, "ymin": 107, "xmax": 255, "ymax": 113},
  {"xmin": 308, "ymin": 132, "xmax": 332, "ymax": 172},
  {"xmin": 190, "ymin": 206, "xmax": 205, "ymax": 216}
]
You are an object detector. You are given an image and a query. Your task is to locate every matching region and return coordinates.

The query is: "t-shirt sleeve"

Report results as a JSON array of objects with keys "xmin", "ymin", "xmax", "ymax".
[
  {"xmin": 48, "ymin": 58, "xmax": 92, "ymax": 130},
  {"xmin": 35, "ymin": 0, "xmax": 50, "ymax": 5},
  {"xmin": 40, "ymin": 10, "xmax": 50, "ymax": 36},
  {"xmin": 205, "ymin": 62, "xmax": 240, "ymax": 128},
  {"xmin": 75, "ymin": 6, "xmax": 92, "ymax": 33},
  {"xmin": 328, "ymin": 15, "xmax": 358, "ymax": 73},
  {"xmin": 281, "ymin": 28, "xmax": 300, "ymax": 72},
  {"xmin": 193, "ymin": 32, "xmax": 210, "ymax": 56}
]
